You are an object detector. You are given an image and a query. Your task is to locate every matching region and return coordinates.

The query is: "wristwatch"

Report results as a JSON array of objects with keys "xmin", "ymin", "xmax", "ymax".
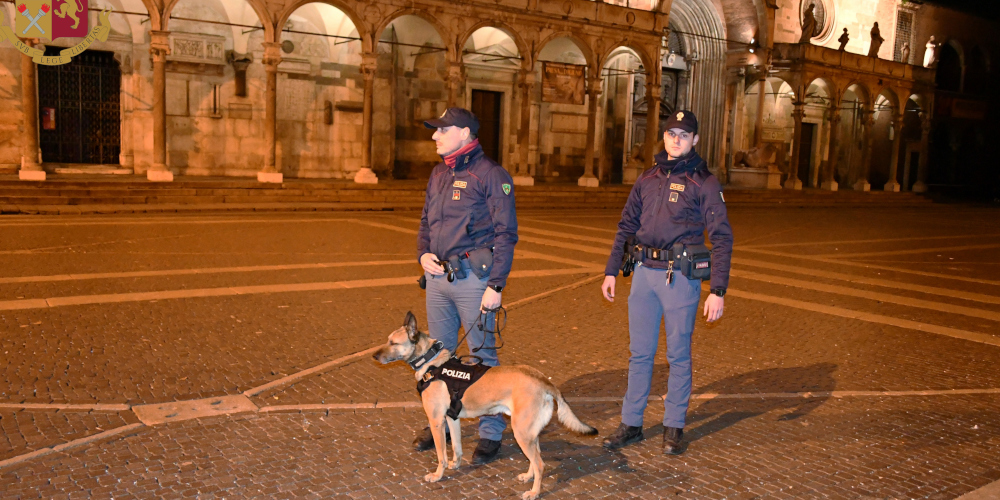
[
  {"xmin": 489, "ymin": 285, "xmax": 504, "ymax": 293},
  {"xmin": 710, "ymin": 287, "xmax": 726, "ymax": 297}
]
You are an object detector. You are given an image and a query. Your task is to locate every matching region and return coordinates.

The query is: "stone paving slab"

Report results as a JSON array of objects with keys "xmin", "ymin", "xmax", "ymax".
[
  {"xmin": 0, "ymin": 274, "xmax": 594, "ymax": 406},
  {"xmin": 2, "ymin": 395, "xmax": 998, "ymax": 499},
  {"xmin": 0, "ymin": 410, "xmax": 137, "ymax": 462},
  {"xmin": 0, "ymin": 207, "xmax": 999, "ymax": 497}
]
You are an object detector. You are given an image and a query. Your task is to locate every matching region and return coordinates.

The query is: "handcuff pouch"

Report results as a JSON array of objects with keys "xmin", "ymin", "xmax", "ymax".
[{"xmin": 467, "ymin": 247, "xmax": 493, "ymax": 279}]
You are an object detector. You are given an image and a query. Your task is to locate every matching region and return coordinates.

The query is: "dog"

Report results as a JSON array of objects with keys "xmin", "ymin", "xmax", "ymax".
[{"xmin": 373, "ymin": 312, "xmax": 598, "ymax": 500}]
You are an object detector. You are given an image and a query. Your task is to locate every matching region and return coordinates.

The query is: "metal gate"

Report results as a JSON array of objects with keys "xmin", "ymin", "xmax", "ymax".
[{"xmin": 37, "ymin": 48, "xmax": 121, "ymax": 164}]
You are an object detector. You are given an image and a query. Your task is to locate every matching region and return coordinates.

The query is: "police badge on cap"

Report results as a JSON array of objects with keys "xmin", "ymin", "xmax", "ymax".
[{"xmin": 663, "ymin": 110, "xmax": 699, "ymax": 134}]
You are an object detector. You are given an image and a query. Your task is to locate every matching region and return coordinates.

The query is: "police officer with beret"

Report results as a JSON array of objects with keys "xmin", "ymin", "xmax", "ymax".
[
  {"xmin": 413, "ymin": 107, "xmax": 518, "ymax": 464},
  {"xmin": 600, "ymin": 110, "xmax": 733, "ymax": 455}
]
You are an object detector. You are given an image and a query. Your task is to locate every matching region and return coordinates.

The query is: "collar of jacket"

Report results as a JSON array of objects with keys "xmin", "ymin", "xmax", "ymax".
[
  {"xmin": 443, "ymin": 140, "xmax": 483, "ymax": 171},
  {"xmin": 653, "ymin": 149, "xmax": 703, "ymax": 174}
]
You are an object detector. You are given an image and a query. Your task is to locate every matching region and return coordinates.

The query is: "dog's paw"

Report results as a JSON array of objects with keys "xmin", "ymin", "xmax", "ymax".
[
  {"xmin": 521, "ymin": 491, "xmax": 539, "ymax": 500},
  {"xmin": 424, "ymin": 472, "xmax": 443, "ymax": 483},
  {"xmin": 517, "ymin": 472, "xmax": 533, "ymax": 483},
  {"xmin": 448, "ymin": 458, "xmax": 461, "ymax": 470}
]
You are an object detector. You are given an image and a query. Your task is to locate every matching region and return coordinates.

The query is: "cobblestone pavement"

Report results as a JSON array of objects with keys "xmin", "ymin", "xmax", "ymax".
[{"xmin": 1, "ymin": 206, "xmax": 1000, "ymax": 498}]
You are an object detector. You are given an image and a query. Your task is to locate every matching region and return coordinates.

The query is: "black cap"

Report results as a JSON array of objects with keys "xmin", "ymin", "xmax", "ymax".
[
  {"xmin": 662, "ymin": 110, "xmax": 698, "ymax": 134},
  {"xmin": 424, "ymin": 107, "xmax": 480, "ymax": 135}
]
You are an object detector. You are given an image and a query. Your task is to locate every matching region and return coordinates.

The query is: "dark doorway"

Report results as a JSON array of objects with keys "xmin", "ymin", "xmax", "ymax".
[
  {"xmin": 37, "ymin": 48, "xmax": 121, "ymax": 164},
  {"xmin": 471, "ymin": 90, "xmax": 502, "ymax": 163},
  {"xmin": 798, "ymin": 123, "xmax": 815, "ymax": 186},
  {"xmin": 935, "ymin": 42, "xmax": 962, "ymax": 93}
]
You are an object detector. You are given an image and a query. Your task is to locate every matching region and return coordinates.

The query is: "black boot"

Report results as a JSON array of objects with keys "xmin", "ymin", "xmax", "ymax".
[
  {"xmin": 602, "ymin": 423, "xmax": 644, "ymax": 450},
  {"xmin": 412, "ymin": 426, "xmax": 450, "ymax": 452},
  {"xmin": 471, "ymin": 438, "xmax": 502, "ymax": 465},
  {"xmin": 663, "ymin": 426, "xmax": 684, "ymax": 455}
]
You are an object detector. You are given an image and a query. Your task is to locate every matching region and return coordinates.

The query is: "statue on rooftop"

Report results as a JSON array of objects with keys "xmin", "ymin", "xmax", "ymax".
[
  {"xmin": 901, "ymin": 42, "xmax": 911, "ymax": 64},
  {"xmin": 923, "ymin": 36, "xmax": 938, "ymax": 68},
  {"xmin": 799, "ymin": 4, "xmax": 817, "ymax": 43},
  {"xmin": 837, "ymin": 28, "xmax": 849, "ymax": 51},
  {"xmin": 868, "ymin": 22, "xmax": 884, "ymax": 58}
]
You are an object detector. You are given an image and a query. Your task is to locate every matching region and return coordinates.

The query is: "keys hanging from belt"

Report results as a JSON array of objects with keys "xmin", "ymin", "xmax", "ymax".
[{"xmin": 666, "ymin": 260, "xmax": 674, "ymax": 285}]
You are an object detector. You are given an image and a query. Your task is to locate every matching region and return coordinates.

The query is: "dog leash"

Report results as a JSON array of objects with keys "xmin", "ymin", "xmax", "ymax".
[{"xmin": 453, "ymin": 305, "xmax": 506, "ymax": 365}]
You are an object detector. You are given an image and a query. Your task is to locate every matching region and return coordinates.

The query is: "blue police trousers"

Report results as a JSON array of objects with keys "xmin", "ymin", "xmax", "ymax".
[
  {"xmin": 622, "ymin": 263, "xmax": 701, "ymax": 429},
  {"xmin": 425, "ymin": 261, "xmax": 506, "ymax": 441}
]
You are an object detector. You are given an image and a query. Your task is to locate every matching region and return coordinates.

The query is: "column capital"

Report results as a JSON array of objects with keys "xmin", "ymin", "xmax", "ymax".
[
  {"xmin": 446, "ymin": 61, "xmax": 464, "ymax": 85},
  {"xmin": 360, "ymin": 53, "xmax": 378, "ymax": 77},
  {"xmin": 586, "ymin": 77, "xmax": 603, "ymax": 97},
  {"xmin": 518, "ymin": 69, "xmax": 536, "ymax": 88},
  {"xmin": 149, "ymin": 32, "xmax": 171, "ymax": 61},
  {"xmin": 791, "ymin": 101, "xmax": 806, "ymax": 120},
  {"xmin": 262, "ymin": 42, "xmax": 282, "ymax": 69}
]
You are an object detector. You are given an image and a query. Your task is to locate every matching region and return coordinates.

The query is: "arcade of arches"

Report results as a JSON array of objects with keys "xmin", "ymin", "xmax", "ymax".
[{"xmin": 0, "ymin": 0, "xmax": 974, "ymax": 192}]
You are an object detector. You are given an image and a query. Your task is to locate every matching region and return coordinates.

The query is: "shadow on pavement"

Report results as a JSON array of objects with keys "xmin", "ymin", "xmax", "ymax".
[{"xmin": 559, "ymin": 362, "xmax": 839, "ymax": 443}]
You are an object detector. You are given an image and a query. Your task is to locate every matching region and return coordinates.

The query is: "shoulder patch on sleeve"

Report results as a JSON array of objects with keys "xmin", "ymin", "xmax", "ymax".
[
  {"xmin": 502, "ymin": 183, "xmax": 511, "ymax": 195},
  {"xmin": 720, "ymin": 191, "xmax": 725, "ymax": 203}
]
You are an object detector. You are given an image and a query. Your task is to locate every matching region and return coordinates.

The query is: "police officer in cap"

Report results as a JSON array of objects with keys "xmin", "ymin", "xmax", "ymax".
[
  {"xmin": 600, "ymin": 110, "xmax": 733, "ymax": 454},
  {"xmin": 413, "ymin": 107, "xmax": 518, "ymax": 464}
]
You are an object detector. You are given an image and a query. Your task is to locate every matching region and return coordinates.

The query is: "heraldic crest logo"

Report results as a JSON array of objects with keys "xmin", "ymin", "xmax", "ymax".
[{"xmin": 1, "ymin": 0, "xmax": 114, "ymax": 65}]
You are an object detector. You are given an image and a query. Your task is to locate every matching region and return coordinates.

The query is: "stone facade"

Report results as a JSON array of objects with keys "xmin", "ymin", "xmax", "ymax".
[{"xmin": 0, "ymin": 0, "xmax": 996, "ymax": 193}]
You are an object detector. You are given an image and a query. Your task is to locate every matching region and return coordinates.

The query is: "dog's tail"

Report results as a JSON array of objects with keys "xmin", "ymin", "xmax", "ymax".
[{"xmin": 552, "ymin": 390, "xmax": 598, "ymax": 436}]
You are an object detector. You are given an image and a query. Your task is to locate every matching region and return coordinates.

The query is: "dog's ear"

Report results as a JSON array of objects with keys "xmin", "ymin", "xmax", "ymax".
[{"xmin": 404, "ymin": 311, "xmax": 419, "ymax": 342}]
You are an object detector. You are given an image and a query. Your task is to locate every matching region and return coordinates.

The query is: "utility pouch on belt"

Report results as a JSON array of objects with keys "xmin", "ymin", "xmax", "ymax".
[
  {"xmin": 447, "ymin": 255, "xmax": 468, "ymax": 280},
  {"xmin": 676, "ymin": 243, "xmax": 712, "ymax": 280},
  {"xmin": 467, "ymin": 247, "xmax": 493, "ymax": 279},
  {"xmin": 620, "ymin": 236, "xmax": 638, "ymax": 277}
]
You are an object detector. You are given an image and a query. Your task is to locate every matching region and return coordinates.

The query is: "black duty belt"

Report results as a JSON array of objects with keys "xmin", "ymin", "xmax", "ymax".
[{"xmin": 642, "ymin": 245, "xmax": 675, "ymax": 262}]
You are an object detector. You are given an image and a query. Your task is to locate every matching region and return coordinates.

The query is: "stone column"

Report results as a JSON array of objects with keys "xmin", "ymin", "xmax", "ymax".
[
  {"xmin": 513, "ymin": 69, "xmax": 535, "ymax": 186},
  {"xmin": 257, "ymin": 42, "xmax": 283, "ymax": 183},
  {"xmin": 644, "ymin": 79, "xmax": 661, "ymax": 170},
  {"xmin": 853, "ymin": 108, "xmax": 874, "ymax": 191},
  {"xmin": 18, "ymin": 39, "xmax": 44, "ymax": 181},
  {"xmin": 753, "ymin": 75, "xmax": 767, "ymax": 147},
  {"xmin": 578, "ymin": 76, "xmax": 602, "ymax": 187},
  {"xmin": 785, "ymin": 101, "xmax": 805, "ymax": 189},
  {"xmin": 821, "ymin": 103, "xmax": 840, "ymax": 191},
  {"xmin": 884, "ymin": 113, "xmax": 903, "ymax": 191},
  {"xmin": 147, "ymin": 31, "xmax": 172, "ymax": 181},
  {"xmin": 354, "ymin": 53, "xmax": 379, "ymax": 184},
  {"xmin": 117, "ymin": 53, "xmax": 135, "ymax": 171},
  {"xmin": 912, "ymin": 111, "xmax": 931, "ymax": 193},
  {"xmin": 447, "ymin": 62, "xmax": 463, "ymax": 108}
]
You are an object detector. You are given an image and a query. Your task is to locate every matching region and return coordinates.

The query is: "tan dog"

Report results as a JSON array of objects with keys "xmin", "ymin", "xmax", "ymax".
[{"xmin": 373, "ymin": 312, "xmax": 598, "ymax": 500}]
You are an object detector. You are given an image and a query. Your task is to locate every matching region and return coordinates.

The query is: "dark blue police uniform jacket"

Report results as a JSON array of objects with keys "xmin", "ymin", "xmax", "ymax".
[
  {"xmin": 417, "ymin": 143, "xmax": 518, "ymax": 288},
  {"xmin": 604, "ymin": 150, "xmax": 733, "ymax": 291}
]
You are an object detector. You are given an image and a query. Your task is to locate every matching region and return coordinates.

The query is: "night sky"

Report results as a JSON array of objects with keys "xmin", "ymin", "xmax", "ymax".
[{"xmin": 916, "ymin": 0, "xmax": 1000, "ymax": 21}]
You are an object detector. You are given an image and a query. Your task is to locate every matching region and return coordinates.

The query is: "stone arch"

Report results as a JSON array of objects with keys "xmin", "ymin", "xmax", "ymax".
[
  {"xmin": 277, "ymin": 0, "xmax": 365, "ymax": 50},
  {"xmin": 535, "ymin": 32, "xmax": 597, "ymax": 72},
  {"xmin": 869, "ymin": 88, "xmax": 901, "ymax": 187},
  {"xmin": 805, "ymin": 76, "xmax": 836, "ymax": 105},
  {"xmin": 666, "ymin": 0, "xmax": 727, "ymax": 170},
  {"xmin": 842, "ymin": 81, "xmax": 871, "ymax": 107},
  {"xmin": 281, "ymin": 3, "xmax": 362, "ymax": 64},
  {"xmin": 873, "ymin": 86, "xmax": 901, "ymax": 115},
  {"xmin": 598, "ymin": 42, "xmax": 654, "ymax": 74},
  {"xmin": 163, "ymin": 0, "xmax": 273, "ymax": 42},
  {"xmin": 375, "ymin": 8, "xmax": 454, "ymax": 62},
  {"xmin": 936, "ymin": 39, "xmax": 964, "ymax": 92},
  {"xmin": 459, "ymin": 21, "xmax": 531, "ymax": 71}
]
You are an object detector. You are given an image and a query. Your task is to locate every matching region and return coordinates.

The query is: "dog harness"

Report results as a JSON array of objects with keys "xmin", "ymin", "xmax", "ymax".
[{"xmin": 416, "ymin": 358, "xmax": 492, "ymax": 419}]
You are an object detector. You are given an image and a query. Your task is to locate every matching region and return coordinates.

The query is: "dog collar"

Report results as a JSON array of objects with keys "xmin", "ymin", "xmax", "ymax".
[{"xmin": 408, "ymin": 340, "xmax": 444, "ymax": 371}]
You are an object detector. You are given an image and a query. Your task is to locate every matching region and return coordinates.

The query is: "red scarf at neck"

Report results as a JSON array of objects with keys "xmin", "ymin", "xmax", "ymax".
[{"xmin": 444, "ymin": 139, "xmax": 480, "ymax": 169}]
